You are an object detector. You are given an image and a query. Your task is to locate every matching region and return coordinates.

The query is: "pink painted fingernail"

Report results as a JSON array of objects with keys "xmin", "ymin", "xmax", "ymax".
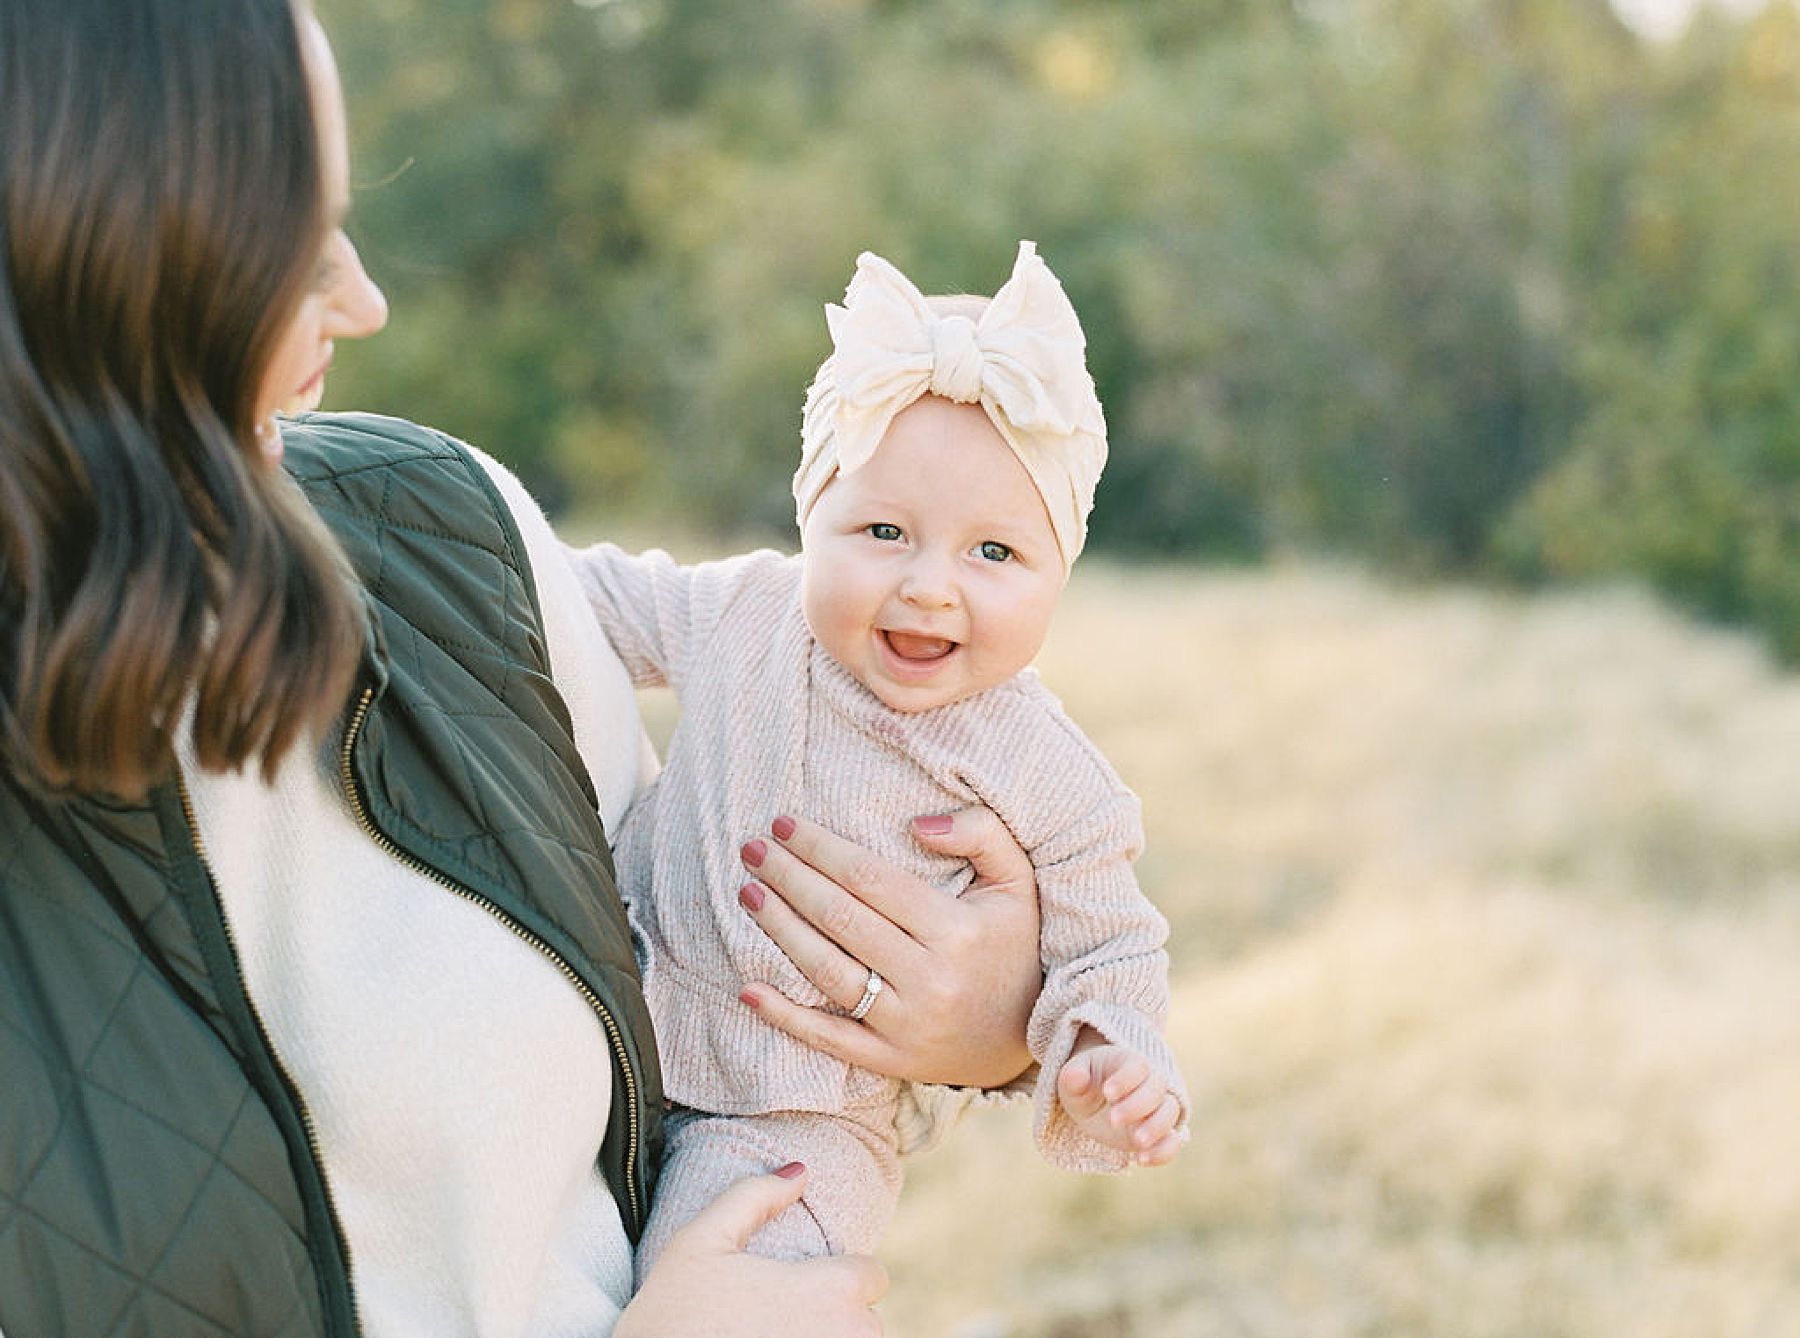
[
  {"xmin": 738, "ymin": 882, "xmax": 765, "ymax": 912},
  {"xmin": 740, "ymin": 839, "xmax": 766, "ymax": 868},
  {"xmin": 771, "ymin": 814, "xmax": 796, "ymax": 841},
  {"xmin": 775, "ymin": 1161, "xmax": 806, "ymax": 1180},
  {"xmin": 738, "ymin": 987, "xmax": 761, "ymax": 1009},
  {"xmin": 912, "ymin": 813, "xmax": 953, "ymax": 835}
]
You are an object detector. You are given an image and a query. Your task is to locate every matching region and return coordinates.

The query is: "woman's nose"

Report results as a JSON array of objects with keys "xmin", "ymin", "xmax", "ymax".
[{"xmin": 327, "ymin": 238, "xmax": 388, "ymax": 340}]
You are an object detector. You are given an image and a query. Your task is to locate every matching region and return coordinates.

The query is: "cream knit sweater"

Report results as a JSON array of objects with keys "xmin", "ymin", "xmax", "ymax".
[
  {"xmin": 574, "ymin": 544, "xmax": 1187, "ymax": 1172},
  {"xmin": 177, "ymin": 450, "xmax": 642, "ymax": 1338}
]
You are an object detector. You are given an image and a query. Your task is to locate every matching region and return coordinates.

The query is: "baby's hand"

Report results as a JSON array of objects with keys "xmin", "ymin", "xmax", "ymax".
[{"xmin": 1056, "ymin": 1034, "xmax": 1183, "ymax": 1167}]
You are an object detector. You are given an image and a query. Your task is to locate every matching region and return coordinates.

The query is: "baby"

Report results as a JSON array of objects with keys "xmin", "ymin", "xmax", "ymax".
[{"xmin": 575, "ymin": 241, "xmax": 1189, "ymax": 1275}]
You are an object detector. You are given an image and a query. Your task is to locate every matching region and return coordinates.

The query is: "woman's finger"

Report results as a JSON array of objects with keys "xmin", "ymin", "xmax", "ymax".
[
  {"xmin": 826, "ymin": 1253, "xmax": 891, "ymax": 1308},
  {"xmin": 670, "ymin": 1164, "xmax": 810, "ymax": 1256},
  {"xmin": 764, "ymin": 814, "xmax": 945, "ymax": 940},
  {"xmin": 739, "ymin": 879, "xmax": 895, "ymax": 1014},
  {"xmin": 744, "ymin": 828, "xmax": 922, "ymax": 973},
  {"xmin": 909, "ymin": 806, "xmax": 1035, "ymax": 902},
  {"xmin": 738, "ymin": 983, "xmax": 905, "ymax": 1073}
]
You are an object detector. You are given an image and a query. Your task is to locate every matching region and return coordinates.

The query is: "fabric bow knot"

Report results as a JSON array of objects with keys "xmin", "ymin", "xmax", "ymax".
[
  {"xmin": 794, "ymin": 240, "xmax": 1108, "ymax": 570},
  {"xmin": 928, "ymin": 314, "xmax": 984, "ymax": 403}
]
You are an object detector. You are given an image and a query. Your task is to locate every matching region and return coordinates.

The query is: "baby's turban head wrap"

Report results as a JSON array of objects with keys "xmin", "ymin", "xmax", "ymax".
[{"xmin": 793, "ymin": 240, "xmax": 1108, "ymax": 573}]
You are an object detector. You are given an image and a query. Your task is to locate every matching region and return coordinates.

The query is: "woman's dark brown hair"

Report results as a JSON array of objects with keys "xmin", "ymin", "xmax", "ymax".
[{"xmin": 0, "ymin": 0, "xmax": 365, "ymax": 797}]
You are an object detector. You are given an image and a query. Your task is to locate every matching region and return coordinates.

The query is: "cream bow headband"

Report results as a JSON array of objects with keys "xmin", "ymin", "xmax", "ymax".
[{"xmin": 792, "ymin": 240, "xmax": 1108, "ymax": 571}]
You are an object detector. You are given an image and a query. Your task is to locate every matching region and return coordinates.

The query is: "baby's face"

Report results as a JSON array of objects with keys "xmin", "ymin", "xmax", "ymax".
[{"xmin": 801, "ymin": 395, "xmax": 1065, "ymax": 713}]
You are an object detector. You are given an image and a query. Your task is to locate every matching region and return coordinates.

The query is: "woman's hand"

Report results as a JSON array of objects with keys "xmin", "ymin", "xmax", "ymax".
[
  {"xmin": 615, "ymin": 1165, "xmax": 885, "ymax": 1338},
  {"xmin": 735, "ymin": 808, "xmax": 1041, "ymax": 1089}
]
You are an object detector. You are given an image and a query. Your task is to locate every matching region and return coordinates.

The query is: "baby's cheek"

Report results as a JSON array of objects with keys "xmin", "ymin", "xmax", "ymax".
[{"xmin": 995, "ymin": 607, "xmax": 1055, "ymax": 672}]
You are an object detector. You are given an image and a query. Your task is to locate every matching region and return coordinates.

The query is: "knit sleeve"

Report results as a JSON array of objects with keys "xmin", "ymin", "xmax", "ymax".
[
  {"xmin": 564, "ymin": 543, "xmax": 699, "ymax": 691},
  {"xmin": 1029, "ymin": 791, "xmax": 1189, "ymax": 1172},
  {"xmin": 892, "ymin": 1075, "xmax": 1034, "ymax": 1158},
  {"xmin": 567, "ymin": 545, "xmax": 797, "ymax": 698},
  {"xmin": 1008, "ymin": 706, "xmax": 1190, "ymax": 1173}
]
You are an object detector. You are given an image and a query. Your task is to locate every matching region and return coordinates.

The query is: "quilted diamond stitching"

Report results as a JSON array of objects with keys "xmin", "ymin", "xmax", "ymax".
[
  {"xmin": 5, "ymin": 1199, "xmax": 136, "ymax": 1335},
  {"xmin": 5, "ymin": 855, "xmax": 317, "ymax": 1331},
  {"xmin": 0, "ymin": 834, "xmax": 147, "ymax": 961},
  {"xmin": 133, "ymin": 1088, "xmax": 256, "ymax": 1328},
  {"xmin": 8, "ymin": 881, "xmax": 240, "ymax": 1169},
  {"xmin": 1, "ymin": 877, "xmax": 139, "ymax": 1221},
  {"xmin": 7, "ymin": 1080, "xmax": 314, "ymax": 1335}
]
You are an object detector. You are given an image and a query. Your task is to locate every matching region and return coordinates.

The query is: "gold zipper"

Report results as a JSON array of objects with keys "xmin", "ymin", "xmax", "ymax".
[
  {"xmin": 174, "ymin": 769, "xmax": 364, "ymax": 1338},
  {"xmin": 336, "ymin": 686, "xmax": 644, "ymax": 1232}
]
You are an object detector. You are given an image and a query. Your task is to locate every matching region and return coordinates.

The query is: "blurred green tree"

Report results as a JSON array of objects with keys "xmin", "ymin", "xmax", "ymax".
[
  {"xmin": 1501, "ymin": 2, "xmax": 1800, "ymax": 658},
  {"xmin": 315, "ymin": 0, "xmax": 1800, "ymax": 660}
]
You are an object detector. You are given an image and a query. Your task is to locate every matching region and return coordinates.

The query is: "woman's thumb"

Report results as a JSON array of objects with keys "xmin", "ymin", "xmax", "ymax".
[
  {"xmin": 677, "ymin": 1163, "xmax": 808, "ymax": 1255},
  {"xmin": 913, "ymin": 806, "xmax": 1034, "ymax": 898}
]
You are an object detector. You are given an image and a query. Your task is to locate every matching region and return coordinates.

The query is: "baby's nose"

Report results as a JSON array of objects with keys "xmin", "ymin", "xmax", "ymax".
[{"xmin": 899, "ymin": 558, "xmax": 958, "ymax": 609}]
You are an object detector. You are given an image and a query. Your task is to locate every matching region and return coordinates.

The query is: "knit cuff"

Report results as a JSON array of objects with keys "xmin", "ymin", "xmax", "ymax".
[{"xmin": 893, "ymin": 1073, "xmax": 1034, "ymax": 1157}]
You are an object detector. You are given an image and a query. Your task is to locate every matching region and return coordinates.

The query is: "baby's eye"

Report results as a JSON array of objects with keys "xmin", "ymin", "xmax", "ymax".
[
  {"xmin": 978, "ymin": 540, "xmax": 1014, "ymax": 563},
  {"xmin": 867, "ymin": 523, "xmax": 903, "ymax": 542}
]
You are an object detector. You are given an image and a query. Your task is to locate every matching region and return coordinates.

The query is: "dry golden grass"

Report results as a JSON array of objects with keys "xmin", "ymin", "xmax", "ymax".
[{"xmin": 873, "ymin": 562, "xmax": 1800, "ymax": 1338}]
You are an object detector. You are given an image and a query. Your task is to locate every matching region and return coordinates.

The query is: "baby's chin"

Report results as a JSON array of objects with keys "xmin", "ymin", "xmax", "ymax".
[{"xmin": 861, "ymin": 665, "xmax": 998, "ymax": 715}]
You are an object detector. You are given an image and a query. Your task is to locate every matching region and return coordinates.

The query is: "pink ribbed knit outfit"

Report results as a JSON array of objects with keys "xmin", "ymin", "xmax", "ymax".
[{"xmin": 573, "ymin": 543, "xmax": 1186, "ymax": 1273}]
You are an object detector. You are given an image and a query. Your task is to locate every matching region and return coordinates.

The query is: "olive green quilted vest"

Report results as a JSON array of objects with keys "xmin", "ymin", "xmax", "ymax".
[{"xmin": 0, "ymin": 412, "xmax": 663, "ymax": 1337}]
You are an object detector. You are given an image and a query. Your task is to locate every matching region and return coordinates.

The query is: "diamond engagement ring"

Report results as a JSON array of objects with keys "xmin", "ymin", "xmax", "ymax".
[{"xmin": 849, "ymin": 968, "xmax": 884, "ymax": 1020}]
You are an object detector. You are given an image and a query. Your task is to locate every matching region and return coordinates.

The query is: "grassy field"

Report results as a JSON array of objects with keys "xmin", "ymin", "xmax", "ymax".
[{"xmin": 866, "ymin": 562, "xmax": 1800, "ymax": 1338}]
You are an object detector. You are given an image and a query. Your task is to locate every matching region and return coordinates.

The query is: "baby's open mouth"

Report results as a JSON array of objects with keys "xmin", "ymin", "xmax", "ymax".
[{"xmin": 882, "ymin": 630, "xmax": 957, "ymax": 662}]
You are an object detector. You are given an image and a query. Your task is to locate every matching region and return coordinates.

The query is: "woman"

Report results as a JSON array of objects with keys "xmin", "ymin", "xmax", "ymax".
[{"xmin": 0, "ymin": 2, "xmax": 1041, "ymax": 1335}]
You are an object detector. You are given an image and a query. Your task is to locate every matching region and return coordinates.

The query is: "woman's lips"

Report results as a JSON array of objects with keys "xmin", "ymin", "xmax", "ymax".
[{"xmin": 294, "ymin": 352, "xmax": 332, "ymax": 402}]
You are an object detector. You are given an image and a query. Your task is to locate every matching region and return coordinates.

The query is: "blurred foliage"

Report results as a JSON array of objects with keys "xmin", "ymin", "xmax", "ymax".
[{"xmin": 317, "ymin": 0, "xmax": 1800, "ymax": 660}]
